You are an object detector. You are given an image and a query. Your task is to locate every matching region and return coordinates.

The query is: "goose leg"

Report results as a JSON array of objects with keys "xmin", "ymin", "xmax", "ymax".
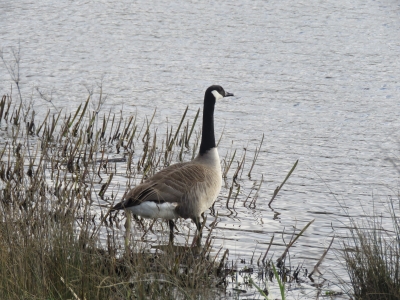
[
  {"xmin": 168, "ymin": 219, "xmax": 175, "ymax": 244},
  {"xmin": 193, "ymin": 216, "xmax": 202, "ymax": 245}
]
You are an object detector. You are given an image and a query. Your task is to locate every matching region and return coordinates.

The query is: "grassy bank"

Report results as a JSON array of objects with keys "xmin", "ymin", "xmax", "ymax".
[
  {"xmin": 0, "ymin": 88, "xmax": 340, "ymax": 299},
  {"xmin": 0, "ymin": 91, "xmax": 284, "ymax": 299},
  {"xmin": 341, "ymin": 198, "xmax": 400, "ymax": 300},
  {"xmin": 0, "ymin": 93, "xmax": 232, "ymax": 299}
]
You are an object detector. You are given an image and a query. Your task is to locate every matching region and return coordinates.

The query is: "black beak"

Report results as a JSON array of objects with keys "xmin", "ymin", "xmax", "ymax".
[{"xmin": 225, "ymin": 92, "xmax": 234, "ymax": 97}]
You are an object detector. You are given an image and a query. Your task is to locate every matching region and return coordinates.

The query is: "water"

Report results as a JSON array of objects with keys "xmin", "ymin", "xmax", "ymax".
[{"xmin": 2, "ymin": 0, "xmax": 400, "ymax": 298}]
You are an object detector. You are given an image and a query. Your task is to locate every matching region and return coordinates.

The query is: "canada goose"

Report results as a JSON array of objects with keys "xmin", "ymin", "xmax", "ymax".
[{"xmin": 111, "ymin": 85, "xmax": 234, "ymax": 244}]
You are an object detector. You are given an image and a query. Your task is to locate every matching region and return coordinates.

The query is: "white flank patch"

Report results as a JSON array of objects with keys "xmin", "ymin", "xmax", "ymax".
[
  {"xmin": 211, "ymin": 90, "xmax": 224, "ymax": 101},
  {"xmin": 127, "ymin": 202, "xmax": 178, "ymax": 219}
]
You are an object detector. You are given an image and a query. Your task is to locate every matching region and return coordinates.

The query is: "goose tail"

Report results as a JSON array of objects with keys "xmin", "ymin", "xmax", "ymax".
[{"xmin": 111, "ymin": 201, "xmax": 126, "ymax": 211}]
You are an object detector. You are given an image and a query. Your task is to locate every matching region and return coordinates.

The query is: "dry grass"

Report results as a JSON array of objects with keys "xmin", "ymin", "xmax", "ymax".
[
  {"xmin": 342, "ymin": 198, "xmax": 400, "ymax": 300},
  {"xmin": 0, "ymin": 93, "xmax": 229, "ymax": 299},
  {"xmin": 0, "ymin": 85, "xmax": 318, "ymax": 299}
]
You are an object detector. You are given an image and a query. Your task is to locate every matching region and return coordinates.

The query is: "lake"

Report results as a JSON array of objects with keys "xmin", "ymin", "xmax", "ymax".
[{"xmin": 1, "ymin": 0, "xmax": 400, "ymax": 298}]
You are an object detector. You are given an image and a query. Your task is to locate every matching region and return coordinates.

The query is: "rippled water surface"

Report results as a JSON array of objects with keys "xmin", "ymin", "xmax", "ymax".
[{"xmin": 2, "ymin": 0, "xmax": 400, "ymax": 298}]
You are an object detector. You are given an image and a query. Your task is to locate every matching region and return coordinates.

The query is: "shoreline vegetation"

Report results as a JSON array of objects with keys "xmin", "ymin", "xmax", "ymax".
[
  {"xmin": 0, "ymin": 90, "xmax": 318, "ymax": 299},
  {"xmin": 0, "ymin": 85, "xmax": 398, "ymax": 299}
]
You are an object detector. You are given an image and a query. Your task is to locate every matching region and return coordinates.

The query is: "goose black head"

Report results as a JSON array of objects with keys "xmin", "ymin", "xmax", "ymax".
[{"xmin": 205, "ymin": 85, "xmax": 234, "ymax": 103}]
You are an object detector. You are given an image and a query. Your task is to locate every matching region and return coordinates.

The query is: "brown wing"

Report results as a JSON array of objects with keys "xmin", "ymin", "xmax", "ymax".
[{"xmin": 112, "ymin": 162, "xmax": 207, "ymax": 210}]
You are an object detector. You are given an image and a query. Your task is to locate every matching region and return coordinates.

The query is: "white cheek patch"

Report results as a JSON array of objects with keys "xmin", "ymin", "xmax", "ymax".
[{"xmin": 211, "ymin": 90, "xmax": 224, "ymax": 101}]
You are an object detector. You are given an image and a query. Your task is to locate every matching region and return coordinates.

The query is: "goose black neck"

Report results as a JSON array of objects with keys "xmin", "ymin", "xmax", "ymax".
[{"xmin": 199, "ymin": 97, "xmax": 216, "ymax": 155}]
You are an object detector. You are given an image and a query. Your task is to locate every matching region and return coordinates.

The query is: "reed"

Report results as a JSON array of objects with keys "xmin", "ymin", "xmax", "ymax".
[
  {"xmin": 0, "ymin": 93, "xmax": 229, "ymax": 299},
  {"xmin": 341, "ymin": 197, "xmax": 400, "ymax": 300},
  {"xmin": 0, "ymin": 79, "xmax": 322, "ymax": 299}
]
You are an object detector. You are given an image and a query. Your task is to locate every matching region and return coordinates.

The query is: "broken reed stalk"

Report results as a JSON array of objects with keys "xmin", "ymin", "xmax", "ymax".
[
  {"xmin": 232, "ymin": 184, "xmax": 241, "ymax": 210},
  {"xmin": 233, "ymin": 151, "xmax": 246, "ymax": 183},
  {"xmin": 72, "ymin": 95, "xmax": 90, "ymax": 130},
  {"xmin": 243, "ymin": 173, "xmax": 264, "ymax": 208},
  {"xmin": 223, "ymin": 149, "xmax": 236, "ymax": 178},
  {"xmin": 36, "ymin": 109, "xmax": 50, "ymax": 136},
  {"xmin": 4, "ymin": 94, "xmax": 12, "ymax": 121},
  {"xmin": 99, "ymin": 173, "xmax": 114, "ymax": 199},
  {"xmin": 248, "ymin": 133, "xmax": 264, "ymax": 177},
  {"xmin": 222, "ymin": 185, "xmax": 236, "ymax": 217},
  {"xmin": 167, "ymin": 105, "xmax": 188, "ymax": 150},
  {"xmin": 0, "ymin": 95, "xmax": 7, "ymax": 120},
  {"xmin": 142, "ymin": 108, "xmax": 157, "ymax": 142},
  {"xmin": 48, "ymin": 110, "xmax": 62, "ymax": 141},
  {"xmin": 185, "ymin": 107, "xmax": 200, "ymax": 147},
  {"xmin": 68, "ymin": 100, "xmax": 83, "ymax": 128},
  {"xmin": 217, "ymin": 249, "xmax": 229, "ymax": 275},
  {"xmin": 268, "ymin": 159, "xmax": 298, "ymax": 207},
  {"xmin": 309, "ymin": 235, "xmax": 335, "ymax": 279},
  {"xmin": 249, "ymin": 174, "xmax": 263, "ymax": 208},
  {"xmin": 143, "ymin": 132, "xmax": 158, "ymax": 176},
  {"xmin": 276, "ymin": 219, "xmax": 315, "ymax": 267},
  {"xmin": 262, "ymin": 235, "xmax": 275, "ymax": 265},
  {"xmin": 111, "ymin": 111, "xmax": 123, "ymax": 142},
  {"xmin": 243, "ymin": 187, "xmax": 254, "ymax": 207},
  {"xmin": 191, "ymin": 131, "xmax": 200, "ymax": 160}
]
